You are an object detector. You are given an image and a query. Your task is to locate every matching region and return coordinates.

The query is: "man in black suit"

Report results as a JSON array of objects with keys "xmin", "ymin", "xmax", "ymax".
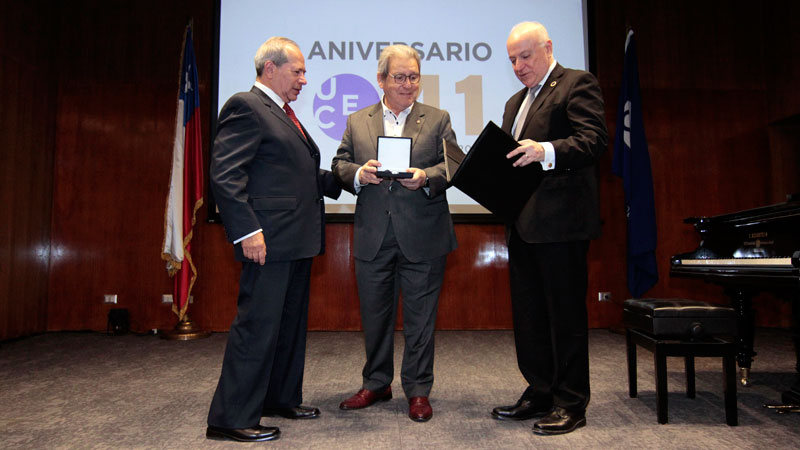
[
  {"xmin": 490, "ymin": 22, "xmax": 608, "ymax": 435},
  {"xmin": 206, "ymin": 36, "xmax": 341, "ymax": 443}
]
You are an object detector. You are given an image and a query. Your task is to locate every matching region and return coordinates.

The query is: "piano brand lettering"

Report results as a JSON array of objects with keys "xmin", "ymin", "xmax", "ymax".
[{"xmin": 744, "ymin": 239, "xmax": 774, "ymax": 247}]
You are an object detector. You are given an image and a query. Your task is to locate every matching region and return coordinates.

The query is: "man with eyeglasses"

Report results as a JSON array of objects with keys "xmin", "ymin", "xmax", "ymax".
[{"xmin": 332, "ymin": 44, "xmax": 459, "ymax": 423}]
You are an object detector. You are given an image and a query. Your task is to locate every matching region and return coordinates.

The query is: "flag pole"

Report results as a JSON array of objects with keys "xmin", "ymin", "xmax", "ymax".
[
  {"xmin": 160, "ymin": 20, "xmax": 210, "ymax": 340},
  {"xmin": 161, "ymin": 315, "xmax": 210, "ymax": 340}
]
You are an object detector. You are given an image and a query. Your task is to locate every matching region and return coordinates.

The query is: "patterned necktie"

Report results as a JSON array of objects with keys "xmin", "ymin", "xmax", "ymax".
[{"xmin": 283, "ymin": 103, "xmax": 306, "ymax": 139}]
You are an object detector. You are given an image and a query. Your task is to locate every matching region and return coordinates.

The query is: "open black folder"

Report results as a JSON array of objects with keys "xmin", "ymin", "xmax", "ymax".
[{"xmin": 445, "ymin": 121, "xmax": 543, "ymax": 221}]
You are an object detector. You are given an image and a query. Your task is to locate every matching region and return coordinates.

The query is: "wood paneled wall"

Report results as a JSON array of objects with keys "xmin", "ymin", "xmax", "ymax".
[
  {"xmin": 593, "ymin": 0, "xmax": 799, "ymax": 329},
  {"xmin": 0, "ymin": 1, "xmax": 58, "ymax": 340},
  {"xmin": 45, "ymin": 0, "xmax": 216, "ymax": 334},
  {"xmin": 3, "ymin": 0, "xmax": 798, "ymax": 339}
]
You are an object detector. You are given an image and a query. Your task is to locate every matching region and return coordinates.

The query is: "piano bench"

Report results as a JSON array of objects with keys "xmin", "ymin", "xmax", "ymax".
[{"xmin": 623, "ymin": 298, "xmax": 738, "ymax": 426}]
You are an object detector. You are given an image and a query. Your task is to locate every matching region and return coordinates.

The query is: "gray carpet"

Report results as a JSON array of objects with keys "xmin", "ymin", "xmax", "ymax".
[{"xmin": 1, "ymin": 329, "xmax": 797, "ymax": 449}]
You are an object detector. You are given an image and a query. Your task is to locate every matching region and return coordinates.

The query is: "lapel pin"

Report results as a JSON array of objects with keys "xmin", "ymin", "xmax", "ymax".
[
  {"xmin": 550, "ymin": 81, "xmax": 557, "ymax": 87},
  {"xmin": 416, "ymin": 119, "xmax": 421, "ymax": 124}
]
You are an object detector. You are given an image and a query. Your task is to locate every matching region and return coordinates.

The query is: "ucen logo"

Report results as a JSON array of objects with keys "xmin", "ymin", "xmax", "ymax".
[{"xmin": 313, "ymin": 74, "xmax": 380, "ymax": 140}]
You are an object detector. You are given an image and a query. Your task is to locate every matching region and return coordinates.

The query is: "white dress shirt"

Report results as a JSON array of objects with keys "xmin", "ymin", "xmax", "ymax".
[{"xmin": 353, "ymin": 99, "xmax": 414, "ymax": 192}]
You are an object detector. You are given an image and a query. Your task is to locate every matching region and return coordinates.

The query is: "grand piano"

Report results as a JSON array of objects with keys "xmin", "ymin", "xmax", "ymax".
[{"xmin": 670, "ymin": 196, "xmax": 800, "ymax": 405}]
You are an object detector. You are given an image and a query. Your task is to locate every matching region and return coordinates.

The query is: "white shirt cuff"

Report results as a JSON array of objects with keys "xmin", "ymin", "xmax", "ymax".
[
  {"xmin": 540, "ymin": 142, "xmax": 556, "ymax": 171},
  {"xmin": 354, "ymin": 167, "xmax": 364, "ymax": 193},
  {"xmin": 233, "ymin": 229, "xmax": 262, "ymax": 245}
]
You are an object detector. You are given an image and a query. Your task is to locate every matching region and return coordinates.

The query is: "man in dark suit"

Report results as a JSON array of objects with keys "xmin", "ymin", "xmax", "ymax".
[
  {"xmin": 332, "ymin": 45, "xmax": 458, "ymax": 422},
  {"xmin": 490, "ymin": 22, "xmax": 608, "ymax": 435},
  {"xmin": 206, "ymin": 36, "xmax": 341, "ymax": 443}
]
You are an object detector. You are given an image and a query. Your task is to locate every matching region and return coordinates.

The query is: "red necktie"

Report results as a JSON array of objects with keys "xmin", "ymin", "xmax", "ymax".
[{"xmin": 283, "ymin": 103, "xmax": 306, "ymax": 139}]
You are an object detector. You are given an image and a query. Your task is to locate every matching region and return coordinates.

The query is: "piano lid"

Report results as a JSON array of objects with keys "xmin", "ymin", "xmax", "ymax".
[
  {"xmin": 675, "ymin": 197, "xmax": 800, "ymax": 262},
  {"xmin": 684, "ymin": 195, "xmax": 800, "ymax": 226},
  {"xmin": 671, "ymin": 197, "xmax": 800, "ymax": 287}
]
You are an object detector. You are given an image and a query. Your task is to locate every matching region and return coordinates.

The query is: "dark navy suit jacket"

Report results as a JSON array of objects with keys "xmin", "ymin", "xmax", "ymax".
[{"xmin": 211, "ymin": 87, "xmax": 340, "ymax": 261}]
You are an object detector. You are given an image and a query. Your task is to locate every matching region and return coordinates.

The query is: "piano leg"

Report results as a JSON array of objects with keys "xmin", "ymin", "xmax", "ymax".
[
  {"xmin": 726, "ymin": 288, "xmax": 756, "ymax": 386},
  {"xmin": 782, "ymin": 295, "xmax": 800, "ymax": 405}
]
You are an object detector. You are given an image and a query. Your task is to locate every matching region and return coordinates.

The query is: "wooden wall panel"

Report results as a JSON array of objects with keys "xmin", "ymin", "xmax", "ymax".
[
  {"xmin": 436, "ymin": 225, "xmax": 513, "ymax": 329},
  {"xmin": 307, "ymin": 224, "xmax": 362, "ymax": 330},
  {"xmin": 23, "ymin": 0, "xmax": 799, "ymax": 335},
  {"xmin": 593, "ymin": 0, "xmax": 796, "ymax": 328},
  {"xmin": 0, "ymin": 1, "xmax": 58, "ymax": 340},
  {"xmin": 189, "ymin": 223, "xmax": 515, "ymax": 332},
  {"xmin": 765, "ymin": 2, "xmax": 800, "ymax": 122},
  {"xmin": 47, "ymin": 0, "xmax": 215, "ymax": 332}
]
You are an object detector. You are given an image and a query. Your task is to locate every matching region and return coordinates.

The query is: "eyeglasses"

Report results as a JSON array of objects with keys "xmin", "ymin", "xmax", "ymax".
[{"xmin": 389, "ymin": 73, "xmax": 421, "ymax": 85}]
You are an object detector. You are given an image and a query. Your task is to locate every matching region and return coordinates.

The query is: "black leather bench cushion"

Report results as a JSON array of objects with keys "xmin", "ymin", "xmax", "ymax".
[{"xmin": 623, "ymin": 298, "xmax": 737, "ymax": 338}]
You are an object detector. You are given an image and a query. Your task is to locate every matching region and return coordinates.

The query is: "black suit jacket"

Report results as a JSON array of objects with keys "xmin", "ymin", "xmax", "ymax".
[
  {"xmin": 211, "ymin": 87, "xmax": 340, "ymax": 262},
  {"xmin": 501, "ymin": 63, "xmax": 608, "ymax": 243}
]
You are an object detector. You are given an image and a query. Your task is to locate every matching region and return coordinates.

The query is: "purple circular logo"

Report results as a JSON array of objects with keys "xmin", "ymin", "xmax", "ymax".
[{"xmin": 313, "ymin": 74, "xmax": 379, "ymax": 140}]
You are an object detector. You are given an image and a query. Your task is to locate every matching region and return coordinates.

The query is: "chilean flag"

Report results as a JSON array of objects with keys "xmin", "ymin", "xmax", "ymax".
[
  {"xmin": 612, "ymin": 29, "xmax": 658, "ymax": 298},
  {"xmin": 162, "ymin": 24, "xmax": 203, "ymax": 320}
]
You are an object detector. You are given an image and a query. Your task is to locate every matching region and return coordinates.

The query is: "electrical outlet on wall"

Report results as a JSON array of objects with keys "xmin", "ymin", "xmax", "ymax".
[{"xmin": 162, "ymin": 294, "xmax": 193, "ymax": 304}]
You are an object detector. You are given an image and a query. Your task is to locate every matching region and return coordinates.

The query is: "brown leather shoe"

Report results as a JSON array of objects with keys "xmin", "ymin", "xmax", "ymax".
[
  {"xmin": 408, "ymin": 396, "xmax": 432, "ymax": 422},
  {"xmin": 339, "ymin": 386, "xmax": 392, "ymax": 410}
]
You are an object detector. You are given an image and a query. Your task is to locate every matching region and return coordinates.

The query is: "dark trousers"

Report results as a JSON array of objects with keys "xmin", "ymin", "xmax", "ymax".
[
  {"xmin": 355, "ymin": 222, "xmax": 447, "ymax": 399},
  {"xmin": 508, "ymin": 228, "xmax": 590, "ymax": 412},
  {"xmin": 207, "ymin": 258, "xmax": 312, "ymax": 428}
]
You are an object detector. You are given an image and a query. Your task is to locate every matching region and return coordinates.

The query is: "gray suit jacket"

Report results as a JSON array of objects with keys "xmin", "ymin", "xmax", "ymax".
[{"xmin": 332, "ymin": 102, "xmax": 458, "ymax": 263}]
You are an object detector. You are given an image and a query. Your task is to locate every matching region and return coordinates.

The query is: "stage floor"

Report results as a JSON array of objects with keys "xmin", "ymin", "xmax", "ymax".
[{"xmin": 1, "ymin": 329, "xmax": 798, "ymax": 449}]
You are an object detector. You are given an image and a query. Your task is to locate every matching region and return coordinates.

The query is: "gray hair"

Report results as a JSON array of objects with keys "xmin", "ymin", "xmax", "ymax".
[
  {"xmin": 254, "ymin": 36, "xmax": 299, "ymax": 76},
  {"xmin": 377, "ymin": 44, "xmax": 421, "ymax": 79}
]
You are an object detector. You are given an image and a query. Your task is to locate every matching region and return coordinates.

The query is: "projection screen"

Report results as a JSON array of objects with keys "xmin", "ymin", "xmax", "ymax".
[{"xmin": 215, "ymin": 0, "xmax": 589, "ymax": 215}]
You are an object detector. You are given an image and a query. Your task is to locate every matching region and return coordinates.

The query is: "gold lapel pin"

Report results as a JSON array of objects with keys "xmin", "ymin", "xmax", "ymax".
[
  {"xmin": 550, "ymin": 81, "xmax": 557, "ymax": 87},
  {"xmin": 416, "ymin": 119, "xmax": 421, "ymax": 124}
]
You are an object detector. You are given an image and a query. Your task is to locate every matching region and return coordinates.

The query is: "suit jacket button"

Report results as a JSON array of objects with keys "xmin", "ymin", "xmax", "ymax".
[{"xmin": 386, "ymin": 210, "xmax": 390, "ymax": 215}]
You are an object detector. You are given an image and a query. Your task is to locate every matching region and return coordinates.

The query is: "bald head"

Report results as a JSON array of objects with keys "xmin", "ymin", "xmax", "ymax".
[
  {"xmin": 509, "ymin": 21, "xmax": 550, "ymax": 43},
  {"xmin": 507, "ymin": 21, "xmax": 554, "ymax": 88}
]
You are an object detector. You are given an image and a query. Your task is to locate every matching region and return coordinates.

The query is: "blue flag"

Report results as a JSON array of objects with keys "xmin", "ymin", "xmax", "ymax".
[{"xmin": 612, "ymin": 29, "xmax": 658, "ymax": 298}]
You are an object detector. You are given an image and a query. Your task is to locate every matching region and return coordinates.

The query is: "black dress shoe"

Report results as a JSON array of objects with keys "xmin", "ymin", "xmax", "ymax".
[
  {"xmin": 532, "ymin": 407, "xmax": 586, "ymax": 435},
  {"xmin": 492, "ymin": 399, "xmax": 553, "ymax": 421},
  {"xmin": 262, "ymin": 405, "xmax": 321, "ymax": 419},
  {"xmin": 206, "ymin": 425, "xmax": 280, "ymax": 442}
]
